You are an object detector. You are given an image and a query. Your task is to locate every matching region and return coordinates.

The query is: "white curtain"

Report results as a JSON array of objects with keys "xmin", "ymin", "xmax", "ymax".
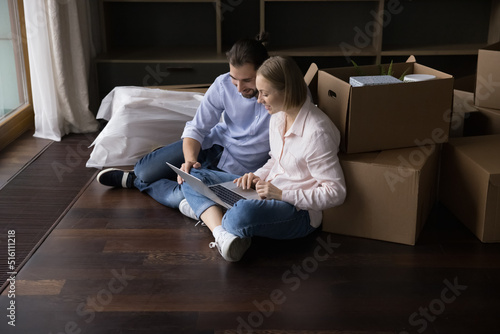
[{"xmin": 24, "ymin": 0, "xmax": 99, "ymax": 141}]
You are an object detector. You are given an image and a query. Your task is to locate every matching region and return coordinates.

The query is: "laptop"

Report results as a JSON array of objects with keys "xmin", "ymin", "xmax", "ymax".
[{"xmin": 166, "ymin": 162, "xmax": 261, "ymax": 209}]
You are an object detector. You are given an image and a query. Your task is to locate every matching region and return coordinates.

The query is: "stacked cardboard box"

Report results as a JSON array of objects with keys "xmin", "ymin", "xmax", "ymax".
[
  {"xmin": 453, "ymin": 90, "xmax": 500, "ymax": 137},
  {"xmin": 438, "ymin": 42, "xmax": 500, "ymax": 243},
  {"xmin": 440, "ymin": 135, "xmax": 500, "ymax": 243},
  {"xmin": 475, "ymin": 42, "xmax": 500, "ymax": 110},
  {"xmin": 471, "ymin": 43, "xmax": 500, "ymax": 137},
  {"xmin": 305, "ymin": 57, "xmax": 454, "ymax": 245},
  {"xmin": 451, "ymin": 43, "xmax": 500, "ymax": 138}
]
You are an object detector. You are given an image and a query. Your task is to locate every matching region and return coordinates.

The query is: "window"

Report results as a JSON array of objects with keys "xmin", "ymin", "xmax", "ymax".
[{"xmin": 0, "ymin": 0, "xmax": 32, "ymax": 151}]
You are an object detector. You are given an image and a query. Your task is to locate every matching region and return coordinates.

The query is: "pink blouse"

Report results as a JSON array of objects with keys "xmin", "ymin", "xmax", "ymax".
[{"xmin": 254, "ymin": 98, "xmax": 347, "ymax": 228}]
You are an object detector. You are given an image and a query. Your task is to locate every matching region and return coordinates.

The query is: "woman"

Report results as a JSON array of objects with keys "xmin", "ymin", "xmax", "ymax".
[{"xmin": 181, "ymin": 56, "xmax": 346, "ymax": 262}]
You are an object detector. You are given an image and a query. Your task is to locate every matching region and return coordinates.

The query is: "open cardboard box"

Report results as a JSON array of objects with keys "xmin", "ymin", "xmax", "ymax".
[
  {"xmin": 475, "ymin": 42, "xmax": 500, "ymax": 110},
  {"xmin": 305, "ymin": 57, "xmax": 454, "ymax": 154},
  {"xmin": 440, "ymin": 134, "xmax": 500, "ymax": 243},
  {"xmin": 322, "ymin": 144, "xmax": 439, "ymax": 245}
]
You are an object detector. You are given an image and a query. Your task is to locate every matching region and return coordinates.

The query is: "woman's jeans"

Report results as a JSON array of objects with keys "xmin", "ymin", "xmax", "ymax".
[
  {"xmin": 133, "ymin": 140, "xmax": 223, "ymax": 208},
  {"xmin": 182, "ymin": 168, "xmax": 316, "ymax": 240}
]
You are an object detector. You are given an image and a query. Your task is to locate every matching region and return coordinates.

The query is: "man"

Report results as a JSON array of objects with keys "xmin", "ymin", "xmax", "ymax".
[{"xmin": 97, "ymin": 38, "xmax": 271, "ymax": 215}]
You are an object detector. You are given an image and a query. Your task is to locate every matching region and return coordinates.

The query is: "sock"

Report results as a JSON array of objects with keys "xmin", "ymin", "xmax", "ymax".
[{"xmin": 212, "ymin": 225, "xmax": 225, "ymax": 239}]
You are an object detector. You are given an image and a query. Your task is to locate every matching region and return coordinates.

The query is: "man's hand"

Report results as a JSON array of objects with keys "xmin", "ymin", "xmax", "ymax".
[
  {"xmin": 178, "ymin": 161, "xmax": 201, "ymax": 184},
  {"xmin": 180, "ymin": 138, "xmax": 202, "ymax": 184}
]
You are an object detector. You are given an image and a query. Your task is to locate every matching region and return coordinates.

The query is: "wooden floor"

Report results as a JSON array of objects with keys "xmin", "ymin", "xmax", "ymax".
[
  {"xmin": 1, "ymin": 132, "xmax": 500, "ymax": 334},
  {"xmin": 0, "ymin": 130, "xmax": 52, "ymax": 189}
]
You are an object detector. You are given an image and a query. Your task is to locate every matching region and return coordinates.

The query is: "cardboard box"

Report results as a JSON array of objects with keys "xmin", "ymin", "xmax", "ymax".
[
  {"xmin": 475, "ymin": 42, "xmax": 500, "ymax": 110},
  {"xmin": 464, "ymin": 106, "xmax": 500, "ymax": 136},
  {"xmin": 451, "ymin": 90, "xmax": 479, "ymax": 137},
  {"xmin": 305, "ymin": 57, "xmax": 454, "ymax": 154},
  {"xmin": 440, "ymin": 135, "xmax": 500, "ymax": 243},
  {"xmin": 322, "ymin": 144, "xmax": 439, "ymax": 245},
  {"xmin": 451, "ymin": 89, "xmax": 500, "ymax": 137}
]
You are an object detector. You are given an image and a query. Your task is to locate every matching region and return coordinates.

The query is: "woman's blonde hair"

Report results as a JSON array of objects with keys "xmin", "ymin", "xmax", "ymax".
[{"xmin": 257, "ymin": 56, "xmax": 307, "ymax": 111}]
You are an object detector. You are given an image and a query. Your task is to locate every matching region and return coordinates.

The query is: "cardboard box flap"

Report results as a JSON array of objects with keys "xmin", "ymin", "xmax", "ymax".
[
  {"xmin": 304, "ymin": 63, "xmax": 319, "ymax": 105},
  {"xmin": 304, "ymin": 63, "xmax": 318, "ymax": 86},
  {"xmin": 317, "ymin": 70, "xmax": 350, "ymax": 144},
  {"xmin": 406, "ymin": 55, "xmax": 416, "ymax": 63}
]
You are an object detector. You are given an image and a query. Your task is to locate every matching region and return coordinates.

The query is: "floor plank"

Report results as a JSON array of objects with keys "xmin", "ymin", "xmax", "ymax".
[{"xmin": 0, "ymin": 130, "xmax": 52, "ymax": 189}]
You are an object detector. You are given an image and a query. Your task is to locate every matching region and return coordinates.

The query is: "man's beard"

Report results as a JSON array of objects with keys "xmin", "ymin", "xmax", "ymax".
[{"xmin": 241, "ymin": 88, "xmax": 258, "ymax": 99}]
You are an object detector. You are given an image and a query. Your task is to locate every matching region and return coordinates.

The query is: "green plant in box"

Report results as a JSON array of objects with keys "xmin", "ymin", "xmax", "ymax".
[{"xmin": 351, "ymin": 60, "xmax": 410, "ymax": 81}]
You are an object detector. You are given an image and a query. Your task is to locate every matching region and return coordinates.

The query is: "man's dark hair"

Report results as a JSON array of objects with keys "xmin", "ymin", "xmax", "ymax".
[{"xmin": 226, "ymin": 33, "xmax": 269, "ymax": 70}]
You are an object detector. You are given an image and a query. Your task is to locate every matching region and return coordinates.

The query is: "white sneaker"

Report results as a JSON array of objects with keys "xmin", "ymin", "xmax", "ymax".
[
  {"xmin": 179, "ymin": 199, "xmax": 197, "ymax": 220},
  {"xmin": 210, "ymin": 231, "xmax": 251, "ymax": 262}
]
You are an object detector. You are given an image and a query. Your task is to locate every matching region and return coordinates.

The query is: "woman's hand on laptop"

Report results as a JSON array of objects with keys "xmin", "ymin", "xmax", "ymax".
[
  {"xmin": 255, "ymin": 180, "xmax": 282, "ymax": 201},
  {"xmin": 178, "ymin": 161, "xmax": 202, "ymax": 184},
  {"xmin": 234, "ymin": 173, "xmax": 282, "ymax": 200},
  {"xmin": 234, "ymin": 173, "xmax": 260, "ymax": 190}
]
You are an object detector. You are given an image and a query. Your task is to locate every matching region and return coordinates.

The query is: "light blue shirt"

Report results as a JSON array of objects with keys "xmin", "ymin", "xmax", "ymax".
[{"xmin": 181, "ymin": 73, "xmax": 271, "ymax": 176}]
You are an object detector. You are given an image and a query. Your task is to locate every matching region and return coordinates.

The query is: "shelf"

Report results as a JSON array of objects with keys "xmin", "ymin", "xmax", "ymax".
[
  {"xmin": 382, "ymin": 0, "xmax": 492, "ymax": 54},
  {"xmin": 100, "ymin": 0, "xmax": 221, "ymax": 54},
  {"xmin": 97, "ymin": 60, "xmax": 228, "ymax": 97},
  {"xmin": 263, "ymin": 0, "xmax": 380, "ymax": 2},
  {"xmin": 102, "ymin": 0, "xmax": 217, "ymax": 2},
  {"xmin": 268, "ymin": 45, "xmax": 378, "ymax": 57},
  {"xmin": 96, "ymin": 47, "xmax": 228, "ymax": 63},
  {"xmin": 381, "ymin": 43, "xmax": 490, "ymax": 57},
  {"xmin": 261, "ymin": 0, "xmax": 383, "ymax": 59}
]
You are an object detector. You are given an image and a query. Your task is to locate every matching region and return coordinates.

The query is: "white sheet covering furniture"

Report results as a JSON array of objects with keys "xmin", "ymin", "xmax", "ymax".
[{"xmin": 86, "ymin": 86, "xmax": 203, "ymax": 168}]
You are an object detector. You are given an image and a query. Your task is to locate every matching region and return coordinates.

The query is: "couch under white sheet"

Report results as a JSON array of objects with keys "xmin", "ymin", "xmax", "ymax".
[{"xmin": 86, "ymin": 86, "xmax": 203, "ymax": 169}]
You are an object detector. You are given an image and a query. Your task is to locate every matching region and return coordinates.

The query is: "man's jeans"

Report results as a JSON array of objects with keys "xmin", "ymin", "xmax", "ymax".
[
  {"xmin": 133, "ymin": 140, "xmax": 223, "ymax": 208},
  {"xmin": 182, "ymin": 168, "xmax": 316, "ymax": 240}
]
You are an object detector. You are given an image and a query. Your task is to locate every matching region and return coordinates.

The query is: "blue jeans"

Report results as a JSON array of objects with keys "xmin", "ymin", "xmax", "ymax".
[
  {"xmin": 133, "ymin": 140, "xmax": 223, "ymax": 208},
  {"xmin": 182, "ymin": 168, "xmax": 316, "ymax": 240}
]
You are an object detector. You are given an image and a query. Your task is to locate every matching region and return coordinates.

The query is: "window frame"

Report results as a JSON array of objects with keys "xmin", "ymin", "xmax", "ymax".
[{"xmin": 0, "ymin": 0, "xmax": 33, "ymax": 151}]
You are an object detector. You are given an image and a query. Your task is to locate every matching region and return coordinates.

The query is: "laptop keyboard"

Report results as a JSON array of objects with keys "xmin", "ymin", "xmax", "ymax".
[{"xmin": 209, "ymin": 185, "xmax": 245, "ymax": 206}]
